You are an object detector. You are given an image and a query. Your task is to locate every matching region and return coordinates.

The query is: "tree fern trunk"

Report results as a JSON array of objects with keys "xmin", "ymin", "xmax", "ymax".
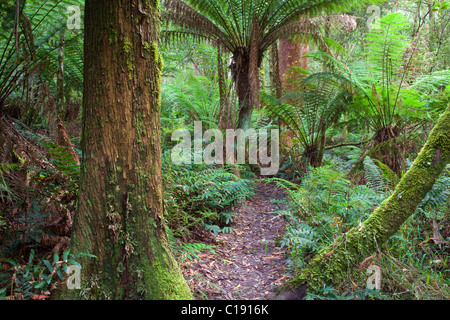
[
  {"xmin": 234, "ymin": 51, "xmax": 252, "ymax": 130},
  {"xmin": 279, "ymin": 104, "xmax": 450, "ymax": 298},
  {"xmin": 55, "ymin": 0, "xmax": 192, "ymax": 300},
  {"xmin": 234, "ymin": 18, "xmax": 261, "ymax": 131}
]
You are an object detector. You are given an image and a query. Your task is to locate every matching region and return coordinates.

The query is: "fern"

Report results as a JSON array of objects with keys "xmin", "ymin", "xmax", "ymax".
[
  {"xmin": 262, "ymin": 71, "xmax": 352, "ymax": 162},
  {"xmin": 416, "ymin": 166, "xmax": 450, "ymax": 216},
  {"xmin": 363, "ymin": 156, "xmax": 391, "ymax": 194},
  {"xmin": 0, "ymin": 0, "xmax": 84, "ymax": 116},
  {"xmin": 162, "ymin": 151, "xmax": 255, "ymax": 238},
  {"xmin": 281, "ymin": 222, "xmax": 319, "ymax": 252},
  {"xmin": 162, "ymin": 75, "xmax": 221, "ymax": 130},
  {"xmin": 166, "ymin": 226, "xmax": 216, "ymax": 262},
  {"xmin": 270, "ymin": 162, "xmax": 384, "ymax": 267}
]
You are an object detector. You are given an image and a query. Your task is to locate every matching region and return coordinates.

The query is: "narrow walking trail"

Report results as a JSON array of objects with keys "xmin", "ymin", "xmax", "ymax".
[{"xmin": 180, "ymin": 181, "xmax": 291, "ymax": 300}]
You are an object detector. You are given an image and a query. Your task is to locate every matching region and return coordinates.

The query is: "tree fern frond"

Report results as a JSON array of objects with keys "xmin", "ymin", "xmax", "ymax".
[{"xmin": 363, "ymin": 156, "xmax": 391, "ymax": 194}]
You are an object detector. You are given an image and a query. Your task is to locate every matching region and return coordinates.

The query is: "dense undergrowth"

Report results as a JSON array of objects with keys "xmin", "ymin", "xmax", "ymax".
[{"xmin": 271, "ymin": 147, "xmax": 450, "ymax": 299}]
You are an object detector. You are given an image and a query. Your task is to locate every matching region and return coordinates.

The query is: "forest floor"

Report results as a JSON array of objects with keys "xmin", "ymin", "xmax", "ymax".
[{"xmin": 180, "ymin": 181, "xmax": 292, "ymax": 300}]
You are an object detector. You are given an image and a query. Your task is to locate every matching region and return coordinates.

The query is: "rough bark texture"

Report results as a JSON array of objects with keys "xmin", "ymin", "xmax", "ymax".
[
  {"xmin": 279, "ymin": 105, "xmax": 450, "ymax": 298},
  {"xmin": 232, "ymin": 48, "xmax": 252, "ymax": 131},
  {"xmin": 217, "ymin": 46, "xmax": 235, "ymax": 131},
  {"xmin": 278, "ymin": 37, "xmax": 309, "ymax": 158},
  {"xmin": 233, "ymin": 21, "xmax": 262, "ymax": 131},
  {"xmin": 55, "ymin": 0, "xmax": 192, "ymax": 300}
]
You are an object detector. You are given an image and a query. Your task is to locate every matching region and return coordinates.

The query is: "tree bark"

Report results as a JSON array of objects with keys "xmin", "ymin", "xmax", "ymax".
[
  {"xmin": 55, "ymin": 0, "xmax": 192, "ymax": 300},
  {"xmin": 277, "ymin": 37, "xmax": 309, "ymax": 157},
  {"xmin": 217, "ymin": 46, "xmax": 235, "ymax": 131},
  {"xmin": 279, "ymin": 37, "xmax": 308, "ymax": 93},
  {"xmin": 278, "ymin": 104, "xmax": 450, "ymax": 299},
  {"xmin": 235, "ymin": 67, "xmax": 252, "ymax": 130}
]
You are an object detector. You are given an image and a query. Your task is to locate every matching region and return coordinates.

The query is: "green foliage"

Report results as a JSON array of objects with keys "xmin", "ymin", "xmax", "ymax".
[
  {"xmin": 0, "ymin": 249, "xmax": 94, "ymax": 300},
  {"xmin": 42, "ymin": 141, "xmax": 80, "ymax": 190},
  {"xmin": 348, "ymin": 12, "xmax": 450, "ymax": 132},
  {"xmin": 1, "ymin": 201, "xmax": 51, "ymax": 258},
  {"xmin": 363, "ymin": 156, "xmax": 396, "ymax": 195},
  {"xmin": 167, "ymin": 226, "xmax": 217, "ymax": 262},
  {"xmin": 163, "ymin": 0, "xmax": 375, "ymax": 52},
  {"xmin": 0, "ymin": 0, "xmax": 84, "ymax": 114},
  {"xmin": 0, "ymin": 163, "xmax": 20, "ymax": 201},
  {"xmin": 17, "ymin": 201, "xmax": 50, "ymax": 248},
  {"xmin": 269, "ymin": 162, "xmax": 384, "ymax": 269},
  {"xmin": 162, "ymin": 75, "xmax": 221, "ymax": 130},
  {"xmin": 305, "ymin": 286, "xmax": 389, "ymax": 300},
  {"xmin": 163, "ymin": 151, "xmax": 255, "ymax": 239},
  {"xmin": 275, "ymin": 153, "xmax": 450, "ymax": 299}
]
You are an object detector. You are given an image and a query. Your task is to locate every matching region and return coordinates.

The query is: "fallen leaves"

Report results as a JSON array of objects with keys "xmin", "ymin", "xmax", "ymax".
[{"xmin": 179, "ymin": 181, "xmax": 291, "ymax": 300}]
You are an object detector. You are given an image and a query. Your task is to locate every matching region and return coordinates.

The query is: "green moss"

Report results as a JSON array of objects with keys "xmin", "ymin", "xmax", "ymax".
[
  {"xmin": 143, "ymin": 41, "xmax": 150, "ymax": 53},
  {"xmin": 137, "ymin": 225, "xmax": 193, "ymax": 299},
  {"xmin": 283, "ymin": 106, "xmax": 450, "ymax": 295},
  {"xmin": 123, "ymin": 37, "xmax": 134, "ymax": 80},
  {"xmin": 133, "ymin": 111, "xmax": 147, "ymax": 150}
]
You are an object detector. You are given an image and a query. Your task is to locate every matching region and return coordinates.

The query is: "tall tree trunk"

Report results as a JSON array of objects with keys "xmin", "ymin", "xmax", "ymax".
[
  {"xmin": 55, "ymin": 0, "xmax": 192, "ymax": 300},
  {"xmin": 278, "ymin": 105, "xmax": 450, "ymax": 299},
  {"xmin": 236, "ymin": 67, "xmax": 252, "ymax": 130},
  {"xmin": 217, "ymin": 46, "xmax": 235, "ymax": 131},
  {"xmin": 278, "ymin": 37, "xmax": 309, "ymax": 157},
  {"xmin": 279, "ymin": 37, "xmax": 308, "ymax": 93},
  {"xmin": 232, "ymin": 48, "xmax": 252, "ymax": 131}
]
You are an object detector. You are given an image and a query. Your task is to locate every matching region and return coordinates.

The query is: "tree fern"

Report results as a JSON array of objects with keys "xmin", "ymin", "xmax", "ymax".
[
  {"xmin": 348, "ymin": 12, "xmax": 450, "ymax": 134},
  {"xmin": 363, "ymin": 156, "xmax": 389, "ymax": 194},
  {"xmin": 0, "ymin": 0, "xmax": 84, "ymax": 110},
  {"xmin": 262, "ymin": 71, "xmax": 352, "ymax": 166},
  {"xmin": 163, "ymin": 76, "xmax": 221, "ymax": 129},
  {"xmin": 163, "ymin": 0, "xmax": 381, "ymax": 129},
  {"xmin": 402, "ymin": 70, "xmax": 450, "ymax": 115},
  {"xmin": 166, "ymin": 225, "xmax": 217, "ymax": 262}
]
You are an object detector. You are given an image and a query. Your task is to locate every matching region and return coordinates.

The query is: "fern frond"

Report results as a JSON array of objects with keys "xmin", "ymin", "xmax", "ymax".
[{"xmin": 363, "ymin": 156, "xmax": 391, "ymax": 194}]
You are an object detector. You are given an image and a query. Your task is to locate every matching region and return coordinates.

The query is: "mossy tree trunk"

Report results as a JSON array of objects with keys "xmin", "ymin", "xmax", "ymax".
[
  {"xmin": 56, "ymin": 0, "xmax": 192, "ymax": 300},
  {"xmin": 279, "ymin": 105, "xmax": 450, "ymax": 299}
]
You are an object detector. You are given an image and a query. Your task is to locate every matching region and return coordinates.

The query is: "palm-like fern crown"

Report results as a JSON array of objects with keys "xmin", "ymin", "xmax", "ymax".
[{"xmin": 164, "ymin": 0, "xmax": 374, "ymax": 55}]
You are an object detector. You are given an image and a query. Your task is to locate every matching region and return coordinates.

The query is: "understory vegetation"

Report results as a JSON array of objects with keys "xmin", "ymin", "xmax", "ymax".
[
  {"xmin": 0, "ymin": 0, "xmax": 449, "ymax": 300},
  {"xmin": 272, "ymin": 153, "xmax": 450, "ymax": 299}
]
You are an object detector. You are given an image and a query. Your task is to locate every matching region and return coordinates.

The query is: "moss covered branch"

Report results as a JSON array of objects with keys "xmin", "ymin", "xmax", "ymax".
[{"xmin": 279, "ymin": 104, "xmax": 450, "ymax": 298}]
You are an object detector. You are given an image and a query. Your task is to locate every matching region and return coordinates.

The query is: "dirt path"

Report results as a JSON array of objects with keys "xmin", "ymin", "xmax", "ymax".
[{"xmin": 180, "ymin": 181, "xmax": 291, "ymax": 300}]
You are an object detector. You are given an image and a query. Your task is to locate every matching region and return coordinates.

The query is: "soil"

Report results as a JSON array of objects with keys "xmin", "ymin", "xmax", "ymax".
[{"xmin": 180, "ymin": 181, "xmax": 292, "ymax": 300}]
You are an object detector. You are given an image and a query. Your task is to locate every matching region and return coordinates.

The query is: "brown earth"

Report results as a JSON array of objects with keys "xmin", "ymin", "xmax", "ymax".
[{"xmin": 180, "ymin": 181, "xmax": 291, "ymax": 300}]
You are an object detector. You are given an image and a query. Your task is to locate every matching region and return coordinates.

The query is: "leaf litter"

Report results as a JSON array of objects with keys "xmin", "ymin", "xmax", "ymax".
[{"xmin": 179, "ymin": 181, "xmax": 291, "ymax": 300}]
